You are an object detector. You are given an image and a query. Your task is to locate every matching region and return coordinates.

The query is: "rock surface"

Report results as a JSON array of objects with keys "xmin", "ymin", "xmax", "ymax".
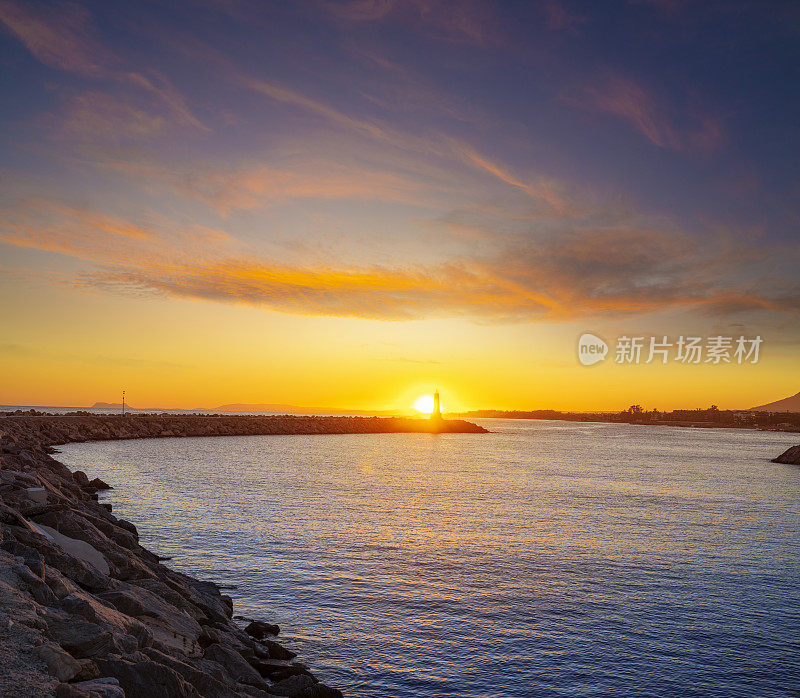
[
  {"xmin": 0, "ymin": 415, "xmax": 410, "ymax": 697},
  {"xmin": 772, "ymin": 444, "xmax": 800, "ymax": 464}
]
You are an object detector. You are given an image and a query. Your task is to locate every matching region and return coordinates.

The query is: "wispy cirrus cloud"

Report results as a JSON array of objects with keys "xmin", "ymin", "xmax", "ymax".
[
  {"xmin": 232, "ymin": 66, "xmax": 574, "ymax": 212},
  {"xmin": 541, "ymin": 1, "xmax": 587, "ymax": 32},
  {"xmin": 0, "ymin": 198, "xmax": 233, "ymax": 266},
  {"xmin": 561, "ymin": 72, "xmax": 725, "ymax": 153},
  {"xmin": 0, "ymin": 0, "xmax": 114, "ymax": 76},
  {"xmin": 59, "ymin": 91, "xmax": 168, "ymax": 142},
  {"xmin": 78, "ymin": 232, "xmax": 800, "ymax": 322},
  {"xmin": 165, "ymin": 38, "xmax": 575, "ymax": 212},
  {"xmin": 326, "ymin": 0, "xmax": 491, "ymax": 44},
  {"xmin": 102, "ymin": 157, "xmax": 451, "ymax": 215},
  {"xmin": 2, "ymin": 196, "xmax": 796, "ymax": 323},
  {"xmin": 446, "ymin": 140, "xmax": 569, "ymax": 214},
  {"xmin": 122, "ymin": 71, "xmax": 209, "ymax": 132},
  {"xmin": 0, "ymin": 0, "xmax": 207, "ymax": 132}
]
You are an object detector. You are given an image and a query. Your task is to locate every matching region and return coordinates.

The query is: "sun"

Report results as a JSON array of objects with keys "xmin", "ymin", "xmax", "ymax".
[{"xmin": 413, "ymin": 394, "xmax": 435, "ymax": 414}]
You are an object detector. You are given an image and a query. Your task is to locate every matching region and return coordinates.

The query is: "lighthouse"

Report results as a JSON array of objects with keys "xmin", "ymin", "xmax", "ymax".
[{"xmin": 431, "ymin": 389, "xmax": 442, "ymax": 421}]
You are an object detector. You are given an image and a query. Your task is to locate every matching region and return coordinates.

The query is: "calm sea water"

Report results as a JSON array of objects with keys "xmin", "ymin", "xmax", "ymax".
[{"xmin": 57, "ymin": 420, "xmax": 800, "ymax": 697}]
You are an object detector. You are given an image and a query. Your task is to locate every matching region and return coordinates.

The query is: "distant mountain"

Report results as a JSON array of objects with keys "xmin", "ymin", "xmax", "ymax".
[
  {"xmin": 749, "ymin": 392, "xmax": 800, "ymax": 412},
  {"xmin": 91, "ymin": 402, "xmax": 129, "ymax": 409}
]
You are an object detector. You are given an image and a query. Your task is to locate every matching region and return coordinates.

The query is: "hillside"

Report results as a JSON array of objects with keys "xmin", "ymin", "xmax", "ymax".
[{"xmin": 750, "ymin": 392, "xmax": 800, "ymax": 412}]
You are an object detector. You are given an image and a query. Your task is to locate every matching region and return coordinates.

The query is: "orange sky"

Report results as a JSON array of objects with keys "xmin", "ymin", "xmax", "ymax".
[
  {"xmin": 0, "ymin": 1, "xmax": 798, "ymax": 412},
  {"xmin": 1, "ymin": 275, "xmax": 794, "ymax": 411}
]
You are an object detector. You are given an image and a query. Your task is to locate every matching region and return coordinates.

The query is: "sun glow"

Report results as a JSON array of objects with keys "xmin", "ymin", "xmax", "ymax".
[{"xmin": 413, "ymin": 394, "xmax": 435, "ymax": 414}]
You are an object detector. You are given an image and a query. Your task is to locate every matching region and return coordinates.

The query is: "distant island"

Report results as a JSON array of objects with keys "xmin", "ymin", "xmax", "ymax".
[{"xmin": 90, "ymin": 401, "xmax": 130, "ymax": 409}]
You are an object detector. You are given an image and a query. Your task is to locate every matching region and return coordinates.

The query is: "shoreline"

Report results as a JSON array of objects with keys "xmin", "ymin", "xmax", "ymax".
[
  {"xmin": 0, "ymin": 414, "xmax": 484, "ymax": 697},
  {"xmin": 451, "ymin": 411, "xmax": 800, "ymax": 433}
]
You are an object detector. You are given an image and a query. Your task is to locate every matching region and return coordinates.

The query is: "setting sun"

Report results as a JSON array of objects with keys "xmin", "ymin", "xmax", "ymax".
[{"xmin": 413, "ymin": 395, "xmax": 435, "ymax": 414}]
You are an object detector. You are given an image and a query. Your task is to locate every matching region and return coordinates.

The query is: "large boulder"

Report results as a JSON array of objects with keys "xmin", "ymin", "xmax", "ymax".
[
  {"xmin": 257, "ymin": 639, "xmax": 296, "ymax": 661},
  {"xmin": 56, "ymin": 677, "xmax": 125, "ymax": 698},
  {"xmin": 204, "ymin": 643, "xmax": 266, "ymax": 688},
  {"xmin": 61, "ymin": 590, "xmax": 151, "ymax": 650},
  {"xmin": 72, "ymin": 471, "xmax": 91, "ymax": 487},
  {"xmin": 245, "ymin": 620, "xmax": 280, "ymax": 639},
  {"xmin": 163, "ymin": 572, "xmax": 233, "ymax": 624},
  {"xmin": 32, "ymin": 510, "xmax": 153, "ymax": 580},
  {"xmin": 141, "ymin": 647, "xmax": 256, "ymax": 698},
  {"xmin": 94, "ymin": 655, "xmax": 202, "ymax": 698},
  {"xmin": 98, "ymin": 584, "xmax": 203, "ymax": 657},
  {"xmin": 5, "ymin": 562, "xmax": 59, "ymax": 606},
  {"xmin": 7, "ymin": 525, "xmax": 111, "ymax": 592},
  {"xmin": 773, "ymin": 444, "xmax": 800, "ymax": 464},
  {"xmin": 45, "ymin": 614, "xmax": 119, "ymax": 658},
  {"xmin": 32, "ymin": 522, "xmax": 110, "ymax": 576},
  {"xmin": 89, "ymin": 478, "xmax": 112, "ymax": 491},
  {"xmin": 269, "ymin": 674, "xmax": 343, "ymax": 698},
  {"xmin": 1, "ymin": 539, "xmax": 45, "ymax": 578},
  {"xmin": 250, "ymin": 658, "xmax": 313, "ymax": 683},
  {"xmin": 34, "ymin": 643, "xmax": 82, "ymax": 682}
]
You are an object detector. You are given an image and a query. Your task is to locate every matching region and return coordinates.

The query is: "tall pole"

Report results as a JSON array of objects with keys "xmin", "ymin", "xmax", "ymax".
[{"xmin": 122, "ymin": 389, "xmax": 125, "ymax": 416}]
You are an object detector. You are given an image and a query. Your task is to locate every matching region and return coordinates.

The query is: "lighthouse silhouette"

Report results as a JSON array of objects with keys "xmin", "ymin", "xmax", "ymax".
[{"xmin": 431, "ymin": 389, "xmax": 442, "ymax": 420}]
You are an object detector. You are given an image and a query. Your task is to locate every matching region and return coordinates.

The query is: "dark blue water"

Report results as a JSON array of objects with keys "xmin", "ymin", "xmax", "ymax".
[{"xmin": 58, "ymin": 421, "xmax": 800, "ymax": 697}]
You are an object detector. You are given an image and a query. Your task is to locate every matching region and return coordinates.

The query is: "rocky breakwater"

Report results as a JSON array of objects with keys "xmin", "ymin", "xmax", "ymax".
[
  {"xmin": 773, "ymin": 444, "xmax": 800, "ymax": 465},
  {"xmin": 0, "ymin": 412, "xmax": 485, "ymax": 698},
  {"xmin": 1, "ymin": 412, "xmax": 488, "ymax": 445}
]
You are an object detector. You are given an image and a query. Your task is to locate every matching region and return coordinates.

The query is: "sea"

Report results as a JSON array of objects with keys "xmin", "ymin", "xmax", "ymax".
[{"xmin": 54, "ymin": 419, "xmax": 800, "ymax": 697}]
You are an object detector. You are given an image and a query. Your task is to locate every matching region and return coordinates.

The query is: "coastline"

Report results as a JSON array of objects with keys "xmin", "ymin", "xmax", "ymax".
[
  {"xmin": 452, "ymin": 410, "xmax": 800, "ymax": 433},
  {"xmin": 0, "ymin": 414, "xmax": 486, "ymax": 697}
]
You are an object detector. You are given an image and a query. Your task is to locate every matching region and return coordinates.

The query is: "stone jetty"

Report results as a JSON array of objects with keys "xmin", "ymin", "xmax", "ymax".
[
  {"xmin": 1, "ymin": 411, "xmax": 488, "ymax": 445},
  {"xmin": 0, "ymin": 413, "xmax": 487, "ymax": 697}
]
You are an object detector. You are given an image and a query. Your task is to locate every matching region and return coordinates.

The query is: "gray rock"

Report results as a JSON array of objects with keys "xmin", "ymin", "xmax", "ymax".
[
  {"xmin": 99, "ymin": 584, "xmax": 203, "ymax": 657},
  {"xmin": 35, "ymin": 643, "xmax": 82, "ymax": 682},
  {"xmin": 72, "ymin": 471, "xmax": 91, "ymax": 487},
  {"xmin": 245, "ymin": 620, "xmax": 280, "ymax": 639},
  {"xmin": 204, "ymin": 643, "xmax": 266, "ymax": 688},
  {"xmin": 8, "ymin": 561, "xmax": 59, "ymax": 606},
  {"xmin": 270, "ymin": 674, "xmax": 343, "ymax": 698},
  {"xmin": 166, "ymin": 571, "xmax": 233, "ymax": 623},
  {"xmin": 9, "ymin": 524, "xmax": 111, "ymax": 591},
  {"xmin": 75, "ymin": 658, "xmax": 102, "ymax": 681},
  {"xmin": 251, "ymin": 659, "xmax": 313, "ymax": 682},
  {"xmin": 89, "ymin": 478, "xmax": 112, "ymax": 491},
  {"xmin": 61, "ymin": 591, "xmax": 151, "ymax": 650},
  {"xmin": 142, "ymin": 647, "xmax": 252, "ymax": 698},
  {"xmin": 94, "ymin": 655, "xmax": 202, "ymax": 698},
  {"xmin": 56, "ymin": 677, "xmax": 125, "ymax": 698},
  {"xmin": 256, "ymin": 639, "xmax": 296, "ymax": 661},
  {"xmin": 46, "ymin": 615, "xmax": 117, "ymax": 658},
  {"xmin": 0, "ymin": 539, "xmax": 45, "ymax": 578},
  {"xmin": 773, "ymin": 444, "xmax": 800, "ymax": 464}
]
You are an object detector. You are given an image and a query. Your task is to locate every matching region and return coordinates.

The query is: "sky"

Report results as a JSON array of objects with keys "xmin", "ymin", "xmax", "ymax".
[{"xmin": 0, "ymin": 0, "xmax": 798, "ymax": 412}]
